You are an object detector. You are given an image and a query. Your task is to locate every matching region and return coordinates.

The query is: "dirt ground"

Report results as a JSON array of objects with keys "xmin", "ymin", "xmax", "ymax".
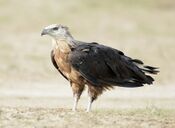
[
  {"xmin": 0, "ymin": 107, "xmax": 175, "ymax": 128},
  {"xmin": 0, "ymin": 84, "xmax": 175, "ymax": 128}
]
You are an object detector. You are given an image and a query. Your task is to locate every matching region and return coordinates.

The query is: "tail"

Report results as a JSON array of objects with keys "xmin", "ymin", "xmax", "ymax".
[{"xmin": 132, "ymin": 59, "xmax": 159, "ymax": 85}]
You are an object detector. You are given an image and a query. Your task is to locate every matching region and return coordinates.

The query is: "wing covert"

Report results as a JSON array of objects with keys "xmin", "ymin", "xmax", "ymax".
[{"xmin": 69, "ymin": 43, "xmax": 148, "ymax": 87}]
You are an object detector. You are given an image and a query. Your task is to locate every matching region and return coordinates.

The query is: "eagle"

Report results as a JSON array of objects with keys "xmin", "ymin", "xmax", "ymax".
[{"xmin": 41, "ymin": 24, "xmax": 159, "ymax": 112}]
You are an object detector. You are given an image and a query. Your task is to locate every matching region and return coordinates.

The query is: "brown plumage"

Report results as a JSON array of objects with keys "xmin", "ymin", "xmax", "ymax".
[{"xmin": 41, "ymin": 24, "xmax": 159, "ymax": 112}]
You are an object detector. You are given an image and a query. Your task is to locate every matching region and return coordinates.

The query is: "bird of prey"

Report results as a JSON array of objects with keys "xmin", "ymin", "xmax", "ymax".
[{"xmin": 41, "ymin": 24, "xmax": 159, "ymax": 112}]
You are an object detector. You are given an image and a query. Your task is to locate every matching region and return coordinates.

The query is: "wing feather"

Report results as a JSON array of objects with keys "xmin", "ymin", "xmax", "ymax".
[{"xmin": 69, "ymin": 43, "xmax": 157, "ymax": 87}]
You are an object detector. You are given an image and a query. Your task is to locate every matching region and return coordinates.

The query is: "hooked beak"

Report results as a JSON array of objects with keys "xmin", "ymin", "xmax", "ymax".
[{"xmin": 41, "ymin": 29, "xmax": 48, "ymax": 36}]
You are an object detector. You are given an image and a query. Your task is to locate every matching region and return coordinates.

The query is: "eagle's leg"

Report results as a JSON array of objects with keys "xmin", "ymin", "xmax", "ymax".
[
  {"xmin": 71, "ymin": 82, "xmax": 85, "ymax": 111},
  {"xmin": 72, "ymin": 94, "xmax": 78, "ymax": 111},
  {"xmin": 86, "ymin": 96, "xmax": 95, "ymax": 112},
  {"xmin": 86, "ymin": 85, "xmax": 103, "ymax": 112}
]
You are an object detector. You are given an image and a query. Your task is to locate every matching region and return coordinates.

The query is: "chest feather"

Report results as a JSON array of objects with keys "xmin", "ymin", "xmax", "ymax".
[
  {"xmin": 53, "ymin": 39, "xmax": 71, "ymax": 73},
  {"xmin": 53, "ymin": 39, "xmax": 84, "ymax": 84}
]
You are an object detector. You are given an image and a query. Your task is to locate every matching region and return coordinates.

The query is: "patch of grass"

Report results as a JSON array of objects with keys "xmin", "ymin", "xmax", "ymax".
[
  {"xmin": 0, "ymin": 107, "xmax": 175, "ymax": 128},
  {"xmin": 94, "ymin": 107, "xmax": 175, "ymax": 117}
]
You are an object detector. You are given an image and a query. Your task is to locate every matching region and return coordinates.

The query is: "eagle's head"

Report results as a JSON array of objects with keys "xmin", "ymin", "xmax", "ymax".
[{"xmin": 41, "ymin": 24, "xmax": 73, "ymax": 40}]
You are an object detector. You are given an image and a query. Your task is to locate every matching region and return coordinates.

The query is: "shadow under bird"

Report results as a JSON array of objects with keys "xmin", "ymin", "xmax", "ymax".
[{"xmin": 41, "ymin": 24, "xmax": 159, "ymax": 112}]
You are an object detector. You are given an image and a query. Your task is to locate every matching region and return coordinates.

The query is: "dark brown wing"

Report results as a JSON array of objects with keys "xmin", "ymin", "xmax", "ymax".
[
  {"xmin": 51, "ymin": 50, "xmax": 68, "ymax": 80},
  {"xmin": 69, "ymin": 43, "xmax": 159, "ymax": 87}
]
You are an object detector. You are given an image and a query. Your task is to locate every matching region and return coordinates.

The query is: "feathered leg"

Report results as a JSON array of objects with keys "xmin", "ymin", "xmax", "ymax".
[
  {"xmin": 86, "ymin": 84, "xmax": 103, "ymax": 112},
  {"xmin": 71, "ymin": 82, "xmax": 85, "ymax": 111}
]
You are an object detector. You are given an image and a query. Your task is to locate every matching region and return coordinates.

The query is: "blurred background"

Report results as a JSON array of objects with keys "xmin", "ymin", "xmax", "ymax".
[{"xmin": 0, "ymin": 0, "xmax": 175, "ymax": 106}]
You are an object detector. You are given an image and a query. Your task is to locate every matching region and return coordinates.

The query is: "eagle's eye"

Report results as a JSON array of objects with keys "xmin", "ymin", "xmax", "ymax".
[{"xmin": 53, "ymin": 27, "xmax": 58, "ymax": 31}]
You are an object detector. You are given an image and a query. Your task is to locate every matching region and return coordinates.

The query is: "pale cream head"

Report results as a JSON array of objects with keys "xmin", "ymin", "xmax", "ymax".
[{"xmin": 41, "ymin": 24, "xmax": 72, "ymax": 40}]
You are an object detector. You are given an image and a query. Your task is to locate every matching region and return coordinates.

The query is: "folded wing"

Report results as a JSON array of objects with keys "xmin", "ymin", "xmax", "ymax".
[{"xmin": 69, "ymin": 43, "xmax": 159, "ymax": 87}]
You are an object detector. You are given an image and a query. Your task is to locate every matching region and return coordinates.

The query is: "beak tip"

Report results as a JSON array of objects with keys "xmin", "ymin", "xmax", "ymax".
[
  {"xmin": 41, "ymin": 29, "xmax": 47, "ymax": 36},
  {"xmin": 41, "ymin": 32, "xmax": 45, "ymax": 36}
]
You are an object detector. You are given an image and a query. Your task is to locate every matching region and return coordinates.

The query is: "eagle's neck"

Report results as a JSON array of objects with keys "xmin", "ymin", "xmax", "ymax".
[{"xmin": 52, "ymin": 38, "xmax": 74, "ymax": 53}]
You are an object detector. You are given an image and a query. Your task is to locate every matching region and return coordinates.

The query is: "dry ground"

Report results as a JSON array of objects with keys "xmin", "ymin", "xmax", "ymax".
[
  {"xmin": 0, "ymin": 107, "xmax": 175, "ymax": 128},
  {"xmin": 0, "ymin": 84, "xmax": 175, "ymax": 128}
]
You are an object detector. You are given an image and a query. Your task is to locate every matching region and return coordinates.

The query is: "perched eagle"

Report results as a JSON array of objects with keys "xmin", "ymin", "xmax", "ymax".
[{"xmin": 41, "ymin": 24, "xmax": 159, "ymax": 112}]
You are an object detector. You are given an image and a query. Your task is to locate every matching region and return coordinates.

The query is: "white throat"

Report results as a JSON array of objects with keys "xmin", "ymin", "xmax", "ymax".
[{"xmin": 52, "ymin": 39, "xmax": 59, "ymax": 49}]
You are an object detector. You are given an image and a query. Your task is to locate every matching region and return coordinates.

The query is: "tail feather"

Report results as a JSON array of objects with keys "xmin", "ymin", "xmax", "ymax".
[
  {"xmin": 142, "ymin": 65, "xmax": 159, "ymax": 75},
  {"xmin": 131, "ymin": 58, "xmax": 159, "ymax": 85},
  {"xmin": 132, "ymin": 59, "xmax": 159, "ymax": 75},
  {"xmin": 139, "ymin": 65, "xmax": 159, "ymax": 84},
  {"xmin": 144, "ymin": 66, "xmax": 158, "ymax": 70},
  {"xmin": 132, "ymin": 59, "xmax": 144, "ymax": 64},
  {"xmin": 141, "ymin": 68, "xmax": 159, "ymax": 75},
  {"xmin": 145, "ymin": 75, "xmax": 154, "ymax": 84}
]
